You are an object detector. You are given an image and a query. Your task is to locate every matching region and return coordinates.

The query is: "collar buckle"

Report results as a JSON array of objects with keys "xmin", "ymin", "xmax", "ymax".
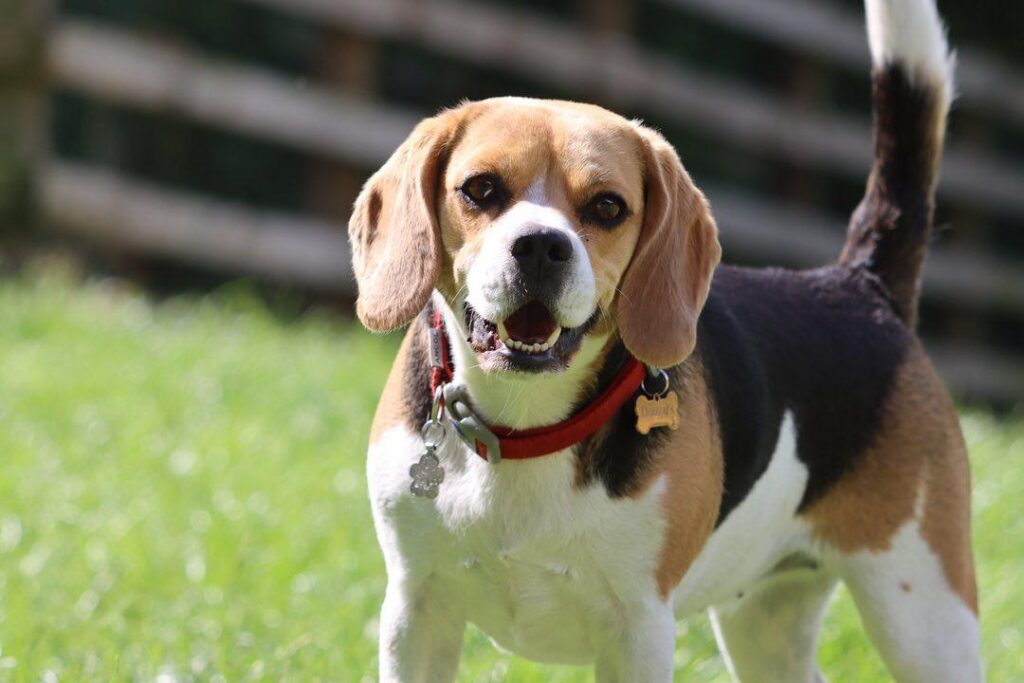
[{"xmin": 442, "ymin": 383, "xmax": 502, "ymax": 464}]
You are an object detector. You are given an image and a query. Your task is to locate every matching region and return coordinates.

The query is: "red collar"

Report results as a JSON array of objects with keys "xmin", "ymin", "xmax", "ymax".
[{"xmin": 428, "ymin": 309, "xmax": 646, "ymax": 462}]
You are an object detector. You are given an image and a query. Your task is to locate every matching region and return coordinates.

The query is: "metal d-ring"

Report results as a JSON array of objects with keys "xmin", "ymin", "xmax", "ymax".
[
  {"xmin": 641, "ymin": 367, "xmax": 670, "ymax": 399},
  {"xmin": 429, "ymin": 384, "xmax": 445, "ymax": 424},
  {"xmin": 420, "ymin": 421, "xmax": 446, "ymax": 450},
  {"xmin": 417, "ymin": 385, "xmax": 448, "ymax": 450}
]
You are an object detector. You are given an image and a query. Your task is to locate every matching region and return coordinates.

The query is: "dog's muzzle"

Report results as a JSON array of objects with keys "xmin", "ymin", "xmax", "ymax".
[{"xmin": 462, "ymin": 221, "xmax": 598, "ymax": 372}]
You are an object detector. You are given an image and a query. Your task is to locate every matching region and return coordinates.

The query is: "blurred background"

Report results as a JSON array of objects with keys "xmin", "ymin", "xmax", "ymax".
[
  {"xmin": 1, "ymin": 0, "xmax": 1022, "ymax": 402},
  {"xmin": 2, "ymin": 2, "xmax": 1024, "ymax": 680}
]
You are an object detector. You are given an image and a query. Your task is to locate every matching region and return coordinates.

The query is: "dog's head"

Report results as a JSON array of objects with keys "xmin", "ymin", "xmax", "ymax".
[{"xmin": 349, "ymin": 98, "xmax": 720, "ymax": 373}]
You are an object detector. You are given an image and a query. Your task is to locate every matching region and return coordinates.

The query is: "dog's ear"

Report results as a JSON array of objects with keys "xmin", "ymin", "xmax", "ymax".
[
  {"xmin": 348, "ymin": 111, "xmax": 461, "ymax": 332},
  {"xmin": 618, "ymin": 127, "xmax": 721, "ymax": 368}
]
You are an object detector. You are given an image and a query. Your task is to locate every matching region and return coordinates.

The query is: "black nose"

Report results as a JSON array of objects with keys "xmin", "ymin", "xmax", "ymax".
[{"xmin": 511, "ymin": 230, "xmax": 573, "ymax": 279}]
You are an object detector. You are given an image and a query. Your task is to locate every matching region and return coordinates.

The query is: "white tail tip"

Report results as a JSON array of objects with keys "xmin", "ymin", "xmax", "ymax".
[{"xmin": 866, "ymin": 0, "xmax": 954, "ymax": 97}]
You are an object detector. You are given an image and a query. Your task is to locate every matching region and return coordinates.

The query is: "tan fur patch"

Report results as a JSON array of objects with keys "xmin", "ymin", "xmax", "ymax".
[
  {"xmin": 369, "ymin": 325, "xmax": 421, "ymax": 445},
  {"xmin": 803, "ymin": 345, "xmax": 977, "ymax": 612},
  {"xmin": 651, "ymin": 361, "xmax": 723, "ymax": 599},
  {"xmin": 917, "ymin": 374, "xmax": 978, "ymax": 613},
  {"xmin": 601, "ymin": 358, "xmax": 722, "ymax": 600}
]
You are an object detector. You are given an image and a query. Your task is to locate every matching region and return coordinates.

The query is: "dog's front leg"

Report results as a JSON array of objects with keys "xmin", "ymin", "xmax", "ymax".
[
  {"xmin": 595, "ymin": 601, "xmax": 676, "ymax": 683},
  {"xmin": 378, "ymin": 577, "xmax": 465, "ymax": 683}
]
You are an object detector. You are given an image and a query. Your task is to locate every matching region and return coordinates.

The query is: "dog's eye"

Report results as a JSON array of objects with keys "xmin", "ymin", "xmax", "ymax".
[
  {"xmin": 460, "ymin": 174, "xmax": 504, "ymax": 208},
  {"xmin": 583, "ymin": 194, "xmax": 628, "ymax": 227}
]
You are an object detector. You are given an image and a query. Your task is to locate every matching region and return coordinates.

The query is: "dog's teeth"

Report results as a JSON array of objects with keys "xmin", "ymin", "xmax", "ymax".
[
  {"xmin": 503, "ymin": 337, "xmax": 555, "ymax": 354},
  {"xmin": 545, "ymin": 327, "xmax": 562, "ymax": 347},
  {"xmin": 497, "ymin": 318, "xmax": 562, "ymax": 355}
]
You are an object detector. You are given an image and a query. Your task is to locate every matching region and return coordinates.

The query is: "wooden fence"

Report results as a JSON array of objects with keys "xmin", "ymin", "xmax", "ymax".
[{"xmin": 4, "ymin": 0, "xmax": 1023, "ymax": 402}]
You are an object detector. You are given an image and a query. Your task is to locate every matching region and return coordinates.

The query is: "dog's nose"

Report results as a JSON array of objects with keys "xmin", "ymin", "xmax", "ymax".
[{"xmin": 511, "ymin": 230, "xmax": 573, "ymax": 279}]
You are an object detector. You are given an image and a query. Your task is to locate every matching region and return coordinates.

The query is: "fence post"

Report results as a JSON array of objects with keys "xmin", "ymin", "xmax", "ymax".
[
  {"xmin": 308, "ymin": 27, "xmax": 379, "ymax": 224},
  {"xmin": 0, "ymin": 0, "xmax": 49, "ymax": 235}
]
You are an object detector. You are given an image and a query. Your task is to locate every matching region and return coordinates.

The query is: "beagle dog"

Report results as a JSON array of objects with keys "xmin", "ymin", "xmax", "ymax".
[{"xmin": 349, "ymin": 0, "xmax": 981, "ymax": 680}]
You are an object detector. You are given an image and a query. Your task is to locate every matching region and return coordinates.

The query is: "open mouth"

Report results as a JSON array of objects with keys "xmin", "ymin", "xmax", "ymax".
[
  {"xmin": 498, "ymin": 301, "xmax": 562, "ymax": 354},
  {"xmin": 464, "ymin": 301, "xmax": 598, "ymax": 372}
]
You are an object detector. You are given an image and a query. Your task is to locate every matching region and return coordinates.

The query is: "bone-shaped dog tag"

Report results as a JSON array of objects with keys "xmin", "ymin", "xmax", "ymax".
[{"xmin": 635, "ymin": 391, "xmax": 680, "ymax": 435}]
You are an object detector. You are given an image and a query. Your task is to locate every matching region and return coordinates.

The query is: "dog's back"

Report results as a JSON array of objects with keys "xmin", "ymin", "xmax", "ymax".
[{"xmin": 697, "ymin": 264, "xmax": 915, "ymax": 522}]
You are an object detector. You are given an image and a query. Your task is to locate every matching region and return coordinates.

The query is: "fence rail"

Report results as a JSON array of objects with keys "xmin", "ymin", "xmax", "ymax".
[
  {"xmin": 41, "ymin": 161, "xmax": 352, "ymax": 290},
  {"xmin": 49, "ymin": 21, "xmax": 417, "ymax": 168},
  {"xmin": 16, "ymin": 3, "xmax": 1024, "ymax": 401},
  {"xmin": 658, "ymin": 0, "xmax": 1024, "ymax": 125},
  {"xmin": 236, "ymin": 0, "xmax": 1024, "ymax": 220}
]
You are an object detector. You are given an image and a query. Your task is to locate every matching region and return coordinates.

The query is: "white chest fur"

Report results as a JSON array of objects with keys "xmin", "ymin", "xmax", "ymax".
[
  {"xmin": 368, "ymin": 425, "xmax": 669, "ymax": 664},
  {"xmin": 368, "ymin": 409, "xmax": 816, "ymax": 669}
]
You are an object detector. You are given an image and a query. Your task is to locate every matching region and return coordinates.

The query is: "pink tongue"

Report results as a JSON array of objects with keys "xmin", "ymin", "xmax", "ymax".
[{"xmin": 504, "ymin": 301, "xmax": 558, "ymax": 344}]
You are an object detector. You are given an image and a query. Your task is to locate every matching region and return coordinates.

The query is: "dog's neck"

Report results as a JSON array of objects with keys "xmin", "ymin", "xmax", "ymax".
[{"xmin": 433, "ymin": 293, "xmax": 611, "ymax": 431}]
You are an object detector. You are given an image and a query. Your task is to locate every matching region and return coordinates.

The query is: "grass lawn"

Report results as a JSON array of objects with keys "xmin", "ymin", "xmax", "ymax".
[{"xmin": 1, "ymin": 272, "xmax": 1021, "ymax": 681}]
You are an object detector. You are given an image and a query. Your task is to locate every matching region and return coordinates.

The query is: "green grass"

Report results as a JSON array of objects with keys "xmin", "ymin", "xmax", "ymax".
[{"xmin": 0, "ymin": 272, "xmax": 1021, "ymax": 681}]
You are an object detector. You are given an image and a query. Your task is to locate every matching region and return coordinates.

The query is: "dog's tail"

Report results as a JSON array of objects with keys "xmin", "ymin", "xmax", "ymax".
[{"xmin": 839, "ymin": 0, "xmax": 954, "ymax": 326}]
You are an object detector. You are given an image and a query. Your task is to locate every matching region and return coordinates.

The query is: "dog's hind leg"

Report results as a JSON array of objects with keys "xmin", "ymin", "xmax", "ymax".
[
  {"xmin": 801, "ymin": 347, "xmax": 980, "ymax": 681},
  {"xmin": 709, "ymin": 567, "xmax": 837, "ymax": 683},
  {"xmin": 838, "ymin": 519, "xmax": 982, "ymax": 683}
]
